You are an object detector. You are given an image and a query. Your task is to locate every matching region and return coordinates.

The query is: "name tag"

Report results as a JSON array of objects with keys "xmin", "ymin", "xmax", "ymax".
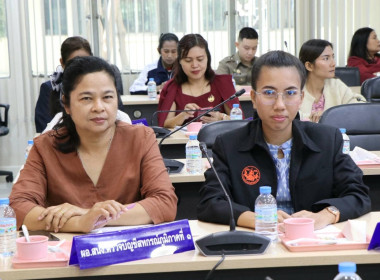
[{"xmin": 69, "ymin": 219, "xmax": 195, "ymax": 269}]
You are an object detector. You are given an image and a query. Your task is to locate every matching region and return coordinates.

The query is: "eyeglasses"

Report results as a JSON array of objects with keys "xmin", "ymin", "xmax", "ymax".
[{"xmin": 255, "ymin": 89, "xmax": 302, "ymax": 105}]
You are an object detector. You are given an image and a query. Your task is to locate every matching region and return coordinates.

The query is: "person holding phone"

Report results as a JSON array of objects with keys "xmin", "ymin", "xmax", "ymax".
[
  {"xmin": 10, "ymin": 56, "xmax": 177, "ymax": 233},
  {"xmin": 157, "ymin": 34, "xmax": 241, "ymax": 128}
]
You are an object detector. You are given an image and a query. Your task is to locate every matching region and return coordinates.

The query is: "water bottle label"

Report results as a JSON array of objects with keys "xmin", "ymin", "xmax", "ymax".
[
  {"xmin": 230, "ymin": 115, "xmax": 243, "ymax": 120},
  {"xmin": 343, "ymin": 141, "xmax": 350, "ymax": 154},
  {"xmin": 0, "ymin": 218, "xmax": 16, "ymax": 234},
  {"xmin": 255, "ymin": 207, "xmax": 277, "ymax": 222}
]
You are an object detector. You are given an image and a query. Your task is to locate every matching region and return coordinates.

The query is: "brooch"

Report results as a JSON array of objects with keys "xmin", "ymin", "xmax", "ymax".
[{"xmin": 208, "ymin": 94, "xmax": 215, "ymax": 103}]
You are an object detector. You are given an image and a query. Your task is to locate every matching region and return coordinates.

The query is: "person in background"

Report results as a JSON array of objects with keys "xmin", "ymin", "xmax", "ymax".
[
  {"xmin": 216, "ymin": 27, "xmax": 259, "ymax": 85},
  {"xmin": 347, "ymin": 27, "xmax": 380, "ymax": 84},
  {"xmin": 299, "ymin": 39, "xmax": 365, "ymax": 122},
  {"xmin": 158, "ymin": 34, "xmax": 240, "ymax": 128},
  {"xmin": 197, "ymin": 51, "xmax": 370, "ymax": 230},
  {"xmin": 129, "ymin": 33, "xmax": 179, "ymax": 94},
  {"xmin": 11, "ymin": 56, "xmax": 177, "ymax": 233},
  {"xmin": 34, "ymin": 36, "xmax": 125, "ymax": 133}
]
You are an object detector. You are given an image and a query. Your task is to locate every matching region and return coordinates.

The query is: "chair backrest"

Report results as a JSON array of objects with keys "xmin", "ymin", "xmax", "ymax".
[
  {"xmin": 197, "ymin": 120, "xmax": 249, "ymax": 156},
  {"xmin": 361, "ymin": 76, "xmax": 380, "ymax": 103},
  {"xmin": 334, "ymin": 67, "xmax": 361, "ymax": 87},
  {"xmin": 319, "ymin": 103, "xmax": 380, "ymax": 151},
  {"xmin": 0, "ymin": 103, "xmax": 10, "ymax": 136}
]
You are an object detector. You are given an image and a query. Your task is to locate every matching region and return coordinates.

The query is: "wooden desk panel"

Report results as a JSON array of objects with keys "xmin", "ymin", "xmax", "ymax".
[{"xmin": 1, "ymin": 213, "xmax": 379, "ymax": 280}]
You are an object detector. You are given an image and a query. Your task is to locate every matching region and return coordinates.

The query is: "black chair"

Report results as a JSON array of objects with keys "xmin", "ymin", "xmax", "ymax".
[
  {"xmin": 361, "ymin": 76, "xmax": 380, "ymax": 103},
  {"xmin": 319, "ymin": 103, "xmax": 380, "ymax": 151},
  {"xmin": 197, "ymin": 120, "xmax": 250, "ymax": 156},
  {"xmin": 0, "ymin": 104, "xmax": 13, "ymax": 182},
  {"xmin": 334, "ymin": 67, "xmax": 361, "ymax": 87}
]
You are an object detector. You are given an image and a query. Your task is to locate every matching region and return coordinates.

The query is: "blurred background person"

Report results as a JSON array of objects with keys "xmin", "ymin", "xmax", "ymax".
[
  {"xmin": 347, "ymin": 27, "xmax": 380, "ymax": 84},
  {"xmin": 129, "ymin": 33, "xmax": 179, "ymax": 94},
  {"xmin": 216, "ymin": 27, "xmax": 259, "ymax": 85},
  {"xmin": 299, "ymin": 39, "xmax": 365, "ymax": 123}
]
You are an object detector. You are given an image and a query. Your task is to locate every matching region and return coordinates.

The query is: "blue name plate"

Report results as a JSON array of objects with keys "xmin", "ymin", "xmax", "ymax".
[
  {"xmin": 69, "ymin": 219, "xmax": 195, "ymax": 269},
  {"xmin": 368, "ymin": 222, "xmax": 380, "ymax": 250},
  {"xmin": 132, "ymin": 118, "xmax": 148, "ymax": 126}
]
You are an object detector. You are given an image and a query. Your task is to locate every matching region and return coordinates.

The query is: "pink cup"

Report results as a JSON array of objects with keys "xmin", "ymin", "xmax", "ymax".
[
  {"xmin": 16, "ymin": 235, "xmax": 49, "ymax": 260},
  {"xmin": 187, "ymin": 122, "xmax": 203, "ymax": 134},
  {"xmin": 283, "ymin": 218, "xmax": 315, "ymax": 240}
]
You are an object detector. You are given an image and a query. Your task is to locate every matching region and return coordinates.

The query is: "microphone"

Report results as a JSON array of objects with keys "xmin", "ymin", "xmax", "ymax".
[
  {"xmin": 195, "ymin": 142, "xmax": 271, "ymax": 256},
  {"xmin": 284, "ymin": 41, "xmax": 288, "ymax": 51},
  {"xmin": 158, "ymin": 88, "xmax": 246, "ymax": 148}
]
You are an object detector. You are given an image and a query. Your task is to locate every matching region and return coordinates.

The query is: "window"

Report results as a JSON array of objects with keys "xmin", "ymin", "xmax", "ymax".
[
  {"xmin": 44, "ymin": 0, "xmax": 68, "ymax": 35},
  {"xmin": 0, "ymin": 0, "xmax": 9, "ymax": 78}
]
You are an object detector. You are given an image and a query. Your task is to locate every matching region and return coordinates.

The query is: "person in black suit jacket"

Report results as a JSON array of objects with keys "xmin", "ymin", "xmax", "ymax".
[{"xmin": 197, "ymin": 50, "xmax": 371, "ymax": 230}]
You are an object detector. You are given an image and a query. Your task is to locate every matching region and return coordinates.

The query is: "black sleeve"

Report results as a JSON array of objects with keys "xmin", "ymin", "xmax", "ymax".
[
  {"xmin": 311, "ymin": 128, "xmax": 371, "ymax": 221},
  {"xmin": 197, "ymin": 136, "xmax": 251, "ymax": 225},
  {"xmin": 35, "ymin": 82, "xmax": 53, "ymax": 133}
]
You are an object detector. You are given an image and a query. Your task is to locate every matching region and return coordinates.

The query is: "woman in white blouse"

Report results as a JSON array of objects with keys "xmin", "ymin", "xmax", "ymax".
[{"xmin": 298, "ymin": 39, "xmax": 366, "ymax": 123}]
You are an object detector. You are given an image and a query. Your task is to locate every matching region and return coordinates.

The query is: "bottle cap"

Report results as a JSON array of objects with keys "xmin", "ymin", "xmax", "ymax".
[
  {"xmin": 339, "ymin": 128, "xmax": 346, "ymax": 134},
  {"xmin": 189, "ymin": 134, "xmax": 197, "ymax": 140},
  {"xmin": 233, "ymin": 104, "xmax": 239, "ymax": 108},
  {"xmin": 149, "ymin": 78, "xmax": 154, "ymax": 81},
  {"xmin": 338, "ymin": 262, "xmax": 356, "ymax": 273},
  {"xmin": 0, "ymin": 197, "xmax": 10, "ymax": 205},
  {"xmin": 259, "ymin": 186, "xmax": 271, "ymax": 194},
  {"xmin": 28, "ymin": 140, "xmax": 34, "ymax": 145}
]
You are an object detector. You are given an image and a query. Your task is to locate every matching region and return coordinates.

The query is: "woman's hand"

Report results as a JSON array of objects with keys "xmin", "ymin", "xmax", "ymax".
[
  {"xmin": 200, "ymin": 111, "xmax": 225, "ymax": 123},
  {"xmin": 308, "ymin": 110, "xmax": 323, "ymax": 123},
  {"xmin": 157, "ymin": 81, "xmax": 167, "ymax": 92},
  {"xmin": 182, "ymin": 103, "xmax": 201, "ymax": 120},
  {"xmin": 291, "ymin": 209, "xmax": 335, "ymax": 230},
  {"xmin": 78, "ymin": 200, "xmax": 132, "ymax": 233},
  {"xmin": 38, "ymin": 203, "xmax": 88, "ymax": 232}
]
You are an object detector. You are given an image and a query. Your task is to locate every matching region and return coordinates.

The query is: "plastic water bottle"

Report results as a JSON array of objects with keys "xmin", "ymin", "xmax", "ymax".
[
  {"xmin": 186, "ymin": 134, "xmax": 202, "ymax": 174},
  {"xmin": 333, "ymin": 262, "xmax": 362, "ymax": 280},
  {"xmin": 147, "ymin": 78, "xmax": 157, "ymax": 99},
  {"xmin": 0, "ymin": 198, "xmax": 17, "ymax": 266},
  {"xmin": 255, "ymin": 186, "xmax": 278, "ymax": 241},
  {"xmin": 25, "ymin": 139, "xmax": 34, "ymax": 160},
  {"xmin": 340, "ymin": 128, "xmax": 350, "ymax": 154},
  {"xmin": 230, "ymin": 104, "xmax": 243, "ymax": 120}
]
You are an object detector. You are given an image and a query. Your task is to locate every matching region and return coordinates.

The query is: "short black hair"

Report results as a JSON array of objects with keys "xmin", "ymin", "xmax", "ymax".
[
  {"xmin": 158, "ymin": 33, "xmax": 179, "ymax": 50},
  {"xmin": 54, "ymin": 56, "xmax": 116, "ymax": 153},
  {"xmin": 251, "ymin": 50, "xmax": 306, "ymax": 90},
  {"xmin": 238, "ymin": 27, "xmax": 259, "ymax": 41},
  {"xmin": 299, "ymin": 39, "xmax": 333, "ymax": 75}
]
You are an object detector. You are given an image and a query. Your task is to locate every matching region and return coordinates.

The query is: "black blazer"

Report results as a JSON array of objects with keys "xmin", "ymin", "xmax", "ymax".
[{"xmin": 197, "ymin": 119, "xmax": 371, "ymax": 224}]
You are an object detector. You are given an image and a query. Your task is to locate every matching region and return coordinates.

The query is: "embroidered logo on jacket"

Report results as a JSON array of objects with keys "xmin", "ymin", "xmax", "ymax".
[{"xmin": 241, "ymin": 166, "xmax": 260, "ymax": 185}]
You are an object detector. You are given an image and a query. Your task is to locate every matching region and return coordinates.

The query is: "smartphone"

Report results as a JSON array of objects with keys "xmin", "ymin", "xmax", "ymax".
[
  {"xmin": 195, "ymin": 107, "xmax": 219, "ymax": 118},
  {"xmin": 19, "ymin": 230, "xmax": 60, "ymax": 241}
]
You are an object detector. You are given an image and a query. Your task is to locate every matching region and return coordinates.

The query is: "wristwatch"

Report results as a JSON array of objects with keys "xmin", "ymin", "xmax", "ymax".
[{"xmin": 326, "ymin": 206, "xmax": 340, "ymax": 223}]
